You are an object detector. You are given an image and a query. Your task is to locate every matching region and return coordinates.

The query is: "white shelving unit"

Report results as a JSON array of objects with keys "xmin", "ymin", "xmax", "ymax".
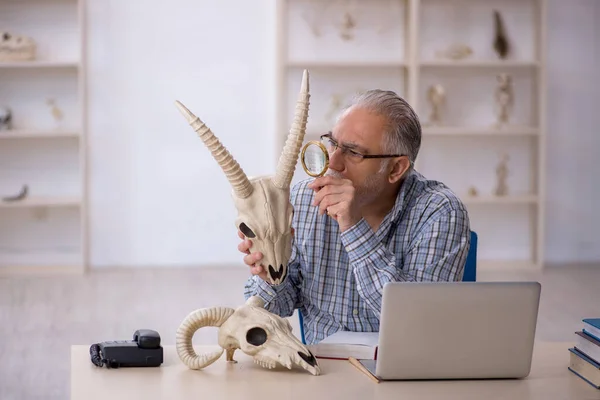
[
  {"xmin": 0, "ymin": 0, "xmax": 87, "ymax": 275},
  {"xmin": 275, "ymin": 0, "xmax": 546, "ymax": 270}
]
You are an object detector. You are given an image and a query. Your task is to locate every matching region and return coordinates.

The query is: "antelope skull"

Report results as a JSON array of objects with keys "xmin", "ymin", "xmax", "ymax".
[
  {"xmin": 176, "ymin": 296, "xmax": 321, "ymax": 375},
  {"xmin": 175, "ymin": 69, "xmax": 310, "ymax": 285}
]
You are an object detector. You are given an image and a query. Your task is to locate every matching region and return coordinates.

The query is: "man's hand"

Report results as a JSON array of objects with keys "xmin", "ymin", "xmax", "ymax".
[
  {"xmin": 237, "ymin": 230, "xmax": 269, "ymax": 282},
  {"xmin": 308, "ymin": 176, "xmax": 361, "ymax": 232}
]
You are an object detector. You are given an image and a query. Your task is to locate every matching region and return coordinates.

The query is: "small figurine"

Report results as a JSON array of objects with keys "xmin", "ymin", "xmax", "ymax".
[
  {"xmin": 494, "ymin": 74, "xmax": 514, "ymax": 128},
  {"xmin": 337, "ymin": 11, "xmax": 356, "ymax": 41},
  {"xmin": 493, "ymin": 10, "xmax": 509, "ymax": 59},
  {"xmin": 494, "ymin": 154, "xmax": 509, "ymax": 196},
  {"xmin": 47, "ymin": 98, "xmax": 64, "ymax": 122},
  {"xmin": 468, "ymin": 186, "xmax": 478, "ymax": 197},
  {"xmin": 427, "ymin": 84, "xmax": 446, "ymax": 126},
  {"xmin": 0, "ymin": 106, "xmax": 12, "ymax": 130}
]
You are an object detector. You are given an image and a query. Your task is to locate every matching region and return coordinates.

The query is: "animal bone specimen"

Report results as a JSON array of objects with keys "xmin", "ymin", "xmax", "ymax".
[
  {"xmin": 494, "ymin": 73, "xmax": 514, "ymax": 127},
  {"xmin": 2, "ymin": 184, "xmax": 28, "ymax": 202},
  {"xmin": 175, "ymin": 70, "xmax": 310, "ymax": 286},
  {"xmin": 493, "ymin": 10, "xmax": 509, "ymax": 59},
  {"xmin": 427, "ymin": 84, "xmax": 446, "ymax": 126},
  {"xmin": 0, "ymin": 31, "xmax": 36, "ymax": 62},
  {"xmin": 494, "ymin": 154, "xmax": 509, "ymax": 196},
  {"xmin": 0, "ymin": 106, "xmax": 12, "ymax": 130},
  {"xmin": 46, "ymin": 98, "xmax": 64, "ymax": 123},
  {"xmin": 176, "ymin": 296, "xmax": 321, "ymax": 375},
  {"xmin": 435, "ymin": 44, "xmax": 473, "ymax": 60}
]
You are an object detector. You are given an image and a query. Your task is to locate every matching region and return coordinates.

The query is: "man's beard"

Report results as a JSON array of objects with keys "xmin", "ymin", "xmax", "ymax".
[{"xmin": 325, "ymin": 169, "xmax": 387, "ymax": 208}]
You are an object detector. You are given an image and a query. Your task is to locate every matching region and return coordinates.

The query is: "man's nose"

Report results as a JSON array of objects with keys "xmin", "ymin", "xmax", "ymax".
[{"xmin": 328, "ymin": 148, "xmax": 344, "ymax": 171}]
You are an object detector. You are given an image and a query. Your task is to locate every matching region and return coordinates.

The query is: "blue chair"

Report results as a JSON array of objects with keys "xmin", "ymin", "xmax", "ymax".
[{"xmin": 298, "ymin": 230, "xmax": 478, "ymax": 344}]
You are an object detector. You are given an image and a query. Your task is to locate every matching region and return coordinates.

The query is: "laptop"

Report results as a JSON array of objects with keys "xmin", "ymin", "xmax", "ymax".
[{"xmin": 358, "ymin": 281, "xmax": 541, "ymax": 381}]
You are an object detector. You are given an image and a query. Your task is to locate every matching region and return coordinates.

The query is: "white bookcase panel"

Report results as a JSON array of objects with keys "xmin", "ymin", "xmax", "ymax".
[
  {"xmin": 0, "ymin": 69, "xmax": 81, "ymax": 131},
  {"xmin": 285, "ymin": 66, "xmax": 407, "ymax": 138},
  {"xmin": 0, "ymin": 0, "xmax": 81, "ymax": 63},
  {"xmin": 467, "ymin": 205, "xmax": 535, "ymax": 262},
  {"xmin": 0, "ymin": 138, "xmax": 81, "ymax": 198},
  {"xmin": 0, "ymin": 207, "xmax": 82, "ymax": 267},
  {"xmin": 286, "ymin": 0, "xmax": 407, "ymax": 64},
  {"xmin": 418, "ymin": 136, "xmax": 538, "ymax": 200},
  {"xmin": 276, "ymin": 0, "xmax": 546, "ymax": 269},
  {"xmin": 419, "ymin": 0, "xmax": 539, "ymax": 63},
  {"xmin": 418, "ymin": 68, "xmax": 538, "ymax": 128},
  {"xmin": 0, "ymin": 0, "xmax": 87, "ymax": 275}
]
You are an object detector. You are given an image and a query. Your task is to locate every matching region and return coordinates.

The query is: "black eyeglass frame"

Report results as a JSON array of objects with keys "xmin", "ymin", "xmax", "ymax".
[{"xmin": 320, "ymin": 132, "xmax": 406, "ymax": 160}]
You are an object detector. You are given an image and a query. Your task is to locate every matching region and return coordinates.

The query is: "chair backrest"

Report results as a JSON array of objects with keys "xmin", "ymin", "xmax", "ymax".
[
  {"xmin": 298, "ymin": 231, "xmax": 478, "ymax": 344},
  {"xmin": 462, "ymin": 230, "xmax": 478, "ymax": 282}
]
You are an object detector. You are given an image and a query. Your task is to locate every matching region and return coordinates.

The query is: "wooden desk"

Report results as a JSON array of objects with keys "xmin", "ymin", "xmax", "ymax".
[{"xmin": 71, "ymin": 341, "xmax": 599, "ymax": 400}]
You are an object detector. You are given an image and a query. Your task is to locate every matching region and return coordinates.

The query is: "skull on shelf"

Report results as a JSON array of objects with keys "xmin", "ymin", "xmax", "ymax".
[{"xmin": 0, "ymin": 31, "xmax": 36, "ymax": 62}]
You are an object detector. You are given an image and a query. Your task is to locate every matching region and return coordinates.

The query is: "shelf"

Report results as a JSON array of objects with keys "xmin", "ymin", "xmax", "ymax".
[
  {"xmin": 423, "ymin": 126, "xmax": 539, "ymax": 136},
  {"xmin": 419, "ymin": 60, "xmax": 539, "ymax": 69},
  {"xmin": 0, "ymin": 61, "xmax": 79, "ymax": 69},
  {"xmin": 462, "ymin": 195, "xmax": 538, "ymax": 205},
  {"xmin": 286, "ymin": 60, "xmax": 407, "ymax": 68},
  {"xmin": 0, "ymin": 197, "xmax": 80, "ymax": 208},
  {"xmin": 0, "ymin": 130, "xmax": 80, "ymax": 139},
  {"xmin": 0, "ymin": 264, "xmax": 82, "ymax": 276}
]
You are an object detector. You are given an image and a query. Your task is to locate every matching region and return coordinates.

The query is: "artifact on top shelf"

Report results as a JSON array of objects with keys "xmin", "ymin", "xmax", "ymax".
[
  {"xmin": 337, "ymin": 11, "xmax": 356, "ymax": 41},
  {"xmin": 175, "ymin": 296, "xmax": 320, "ymax": 376},
  {"xmin": 468, "ymin": 186, "xmax": 478, "ymax": 197},
  {"xmin": 0, "ymin": 106, "xmax": 12, "ymax": 130},
  {"xmin": 46, "ymin": 98, "xmax": 64, "ymax": 127},
  {"xmin": 435, "ymin": 44, "xmax": 473, "ymax": 61},
  {"xmin": 494, "ymin": 73, "xmax": 514, "ymax": 128},
  {"xmin": 494, "ymin": 154, "xmax": 509, "ymax": 196},
  {"xmin": 174, "ymin": 69, "xmax": 309, "ymax": 287},
  {"xmin": 426, "ymin": 84, "xmax": 446, "ymax": 126},
  {"xmin": 2, "ymin": 184, "xmax": 28, "ymax": 203},
  {"xmin": 324, "ymin": 88, "xmax": 365, "ymax": 125},
  {"xmin": 493, "ymin": 10, "xmax": 510, "ymax": 59},
  {"xmin": 0, "ymin": 31, "xmax": 36, "ymax": 62}
]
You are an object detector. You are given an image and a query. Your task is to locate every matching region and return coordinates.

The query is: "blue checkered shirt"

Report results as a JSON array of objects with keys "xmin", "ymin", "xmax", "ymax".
[{"xmin": 243, "ymin": 170, "xmax": 470, "ymax": 345}]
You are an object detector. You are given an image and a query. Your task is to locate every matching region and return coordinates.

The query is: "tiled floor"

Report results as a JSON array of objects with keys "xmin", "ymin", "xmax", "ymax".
[{"xmin": 1, "ymin": 264, "xmax": 598, "ymax": 399}]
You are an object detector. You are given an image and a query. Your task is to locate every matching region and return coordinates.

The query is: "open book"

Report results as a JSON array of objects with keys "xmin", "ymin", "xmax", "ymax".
[{"xmin": 307, "ymin": 331, "xmax": 379, "ymax": 360}]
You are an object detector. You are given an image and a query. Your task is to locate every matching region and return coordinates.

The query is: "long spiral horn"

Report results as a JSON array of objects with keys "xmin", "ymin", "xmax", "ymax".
[
  {"xmin": 176, "ymin": 306, "xmax": 236, "ymax": 370},
  {"xmin": 175, "ymin": 101, "xmax": 254, "ymax": 199},
  {"xmin": 272, "ymin": 69, "xmax": 310, "ymax": 189}
]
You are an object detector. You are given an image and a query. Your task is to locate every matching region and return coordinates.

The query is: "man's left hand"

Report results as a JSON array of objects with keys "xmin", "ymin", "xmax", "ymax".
[{"xmin": 308, "ymin": 176, "xmax": 361, "ymax": 232}]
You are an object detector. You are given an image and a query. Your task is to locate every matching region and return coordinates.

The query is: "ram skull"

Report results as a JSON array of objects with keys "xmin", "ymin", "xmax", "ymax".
[
  {"xmin": 175, "ymin": 69, "xmax": 310, "ymax": 285},
  {"xmin": 176, "ymin": 296, "xmax": 321, "ymax": 375}
]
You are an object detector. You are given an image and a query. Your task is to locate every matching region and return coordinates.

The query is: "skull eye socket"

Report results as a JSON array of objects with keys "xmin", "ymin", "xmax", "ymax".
[
  {"xmin": 246, "ymin": 327, "xmax": 267, "ymax": 346},
  {"xmin": 239, "ymin": 222, "xmax": 256, "ymax": 238}
]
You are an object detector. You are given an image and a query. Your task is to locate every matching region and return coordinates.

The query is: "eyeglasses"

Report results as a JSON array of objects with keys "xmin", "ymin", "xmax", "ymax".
[{"xmin": 320, "ymin": 133, "xmax": 405, "ymax": 164}]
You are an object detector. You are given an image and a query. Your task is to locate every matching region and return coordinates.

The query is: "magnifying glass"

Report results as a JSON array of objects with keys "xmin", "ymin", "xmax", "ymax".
[{"xmin": 300, "ymin": 140, "xmax": 329, "ymax": 177}]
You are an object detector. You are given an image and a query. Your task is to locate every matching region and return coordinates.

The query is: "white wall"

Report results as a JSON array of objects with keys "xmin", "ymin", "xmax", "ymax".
[
  {"xmin": 87, "ymin": 0, "xmax": 599, "ymax": 268},
  {"xmin": 544, "ymin": 0, "xmax": 600, "ymax": 264}
]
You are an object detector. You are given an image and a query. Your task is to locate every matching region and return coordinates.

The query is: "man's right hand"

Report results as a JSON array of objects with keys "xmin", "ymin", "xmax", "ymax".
[{"xmin": 237, "ymin": 230, "xmax": 269, "ymax": 282}]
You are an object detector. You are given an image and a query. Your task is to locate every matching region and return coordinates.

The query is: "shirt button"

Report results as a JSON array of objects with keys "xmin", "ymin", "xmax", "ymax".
[
  {"xmin": 353, "ymin": 309, "xmax": 359, "ymax": 315},
  {"xmin": 267, "ymin": 291, "xmax": 274, "ymax": 296}
]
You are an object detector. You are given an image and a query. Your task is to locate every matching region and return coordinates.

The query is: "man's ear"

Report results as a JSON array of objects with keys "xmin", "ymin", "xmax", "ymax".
[{"xmin": 388, "ymin": 157, "xmax": 411, "ymax": 184}]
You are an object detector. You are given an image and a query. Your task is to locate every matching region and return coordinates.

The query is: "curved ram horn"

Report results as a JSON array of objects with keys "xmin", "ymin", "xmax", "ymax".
[
  {"xmin": 176, "ymin": 306, "xmax": 236, "ymax": 370},
  {"xmin": 175, "ymin": 101, "xmax": 254, "ymax": 199},
  {"xmin": 272, "ymin": 69, "xmax": 310, "ymax": 189}
]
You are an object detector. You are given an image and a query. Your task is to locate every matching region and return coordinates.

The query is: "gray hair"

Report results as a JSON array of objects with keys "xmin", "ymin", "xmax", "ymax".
[{"xmin": 340, "ymin": 89, "xmax": 422, "ymax": 171}]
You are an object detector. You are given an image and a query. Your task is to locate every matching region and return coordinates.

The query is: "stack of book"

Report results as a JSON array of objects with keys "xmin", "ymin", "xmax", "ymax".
[{"xmin": 568, "ymin": 318, "xmax": 600, "ymax": 389}]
